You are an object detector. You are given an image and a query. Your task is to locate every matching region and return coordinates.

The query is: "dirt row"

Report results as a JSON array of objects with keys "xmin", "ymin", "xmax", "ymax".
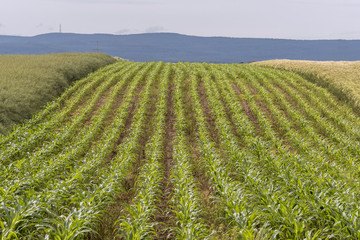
[{"xmin": 84, "ymin": 64, "xmax": 357, "ymax": 239}]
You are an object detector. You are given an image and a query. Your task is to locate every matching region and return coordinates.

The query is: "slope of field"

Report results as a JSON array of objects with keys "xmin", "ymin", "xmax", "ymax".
[
  {"xmin": 253, "ymin": 60, "xmax": 360, "ymax": 110},
  {"xmin": 0, "ymin": 53, "xmax": 116, "ymax": 135},
  {"xmin": 1, "ymin": 61, "xmax": 360, "ymax": 239}
]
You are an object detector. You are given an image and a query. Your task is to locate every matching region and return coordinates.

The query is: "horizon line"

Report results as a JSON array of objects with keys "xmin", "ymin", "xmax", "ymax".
[{"xmin": 1, "ymin": 31, "xmax": 360, "ymax": 41}]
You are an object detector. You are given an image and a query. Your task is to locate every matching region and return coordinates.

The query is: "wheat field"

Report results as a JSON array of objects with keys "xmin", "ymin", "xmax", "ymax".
[{"xmin": 253, "ymin": 59, "xmax": 360, "ymax": 109}]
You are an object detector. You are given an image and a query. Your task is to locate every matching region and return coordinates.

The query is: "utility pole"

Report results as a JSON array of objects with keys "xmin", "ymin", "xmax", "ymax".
[{"xmin": 92, "ymin": 41, "xmax": 101, "ymax": 53}]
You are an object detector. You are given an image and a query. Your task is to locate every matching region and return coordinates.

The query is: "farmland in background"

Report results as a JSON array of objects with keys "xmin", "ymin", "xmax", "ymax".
[
  {"xmin": 0, "ymin": 53, "xmax": 116, "ymax": 135},
  {"xmin": 253, "ymin": 60, "xmax": 360, "ymax": 111},
  {"xmin": 1, "ymin": 61, "xmax": 360, "ymax": 239}
]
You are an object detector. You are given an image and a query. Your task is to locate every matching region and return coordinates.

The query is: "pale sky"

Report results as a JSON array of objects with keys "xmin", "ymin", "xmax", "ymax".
[{"xmin": 0, "ymin": 0, "xmax": 360, "ymax": 39}]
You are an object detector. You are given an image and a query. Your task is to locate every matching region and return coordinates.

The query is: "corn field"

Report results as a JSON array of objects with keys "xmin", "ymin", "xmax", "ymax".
[{"xmin": 1, "ymin": 61, "xmax": 360, "ymax": 239}]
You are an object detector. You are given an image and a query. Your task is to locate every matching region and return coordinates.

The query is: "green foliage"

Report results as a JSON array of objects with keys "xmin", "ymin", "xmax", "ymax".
[
  {"xmin": 1, "ymin": 61, "xmax": 360, "ymax": 239},
  {"xmin": 0, "ymin": 53, "xmax": 116, "ymax": 135}
]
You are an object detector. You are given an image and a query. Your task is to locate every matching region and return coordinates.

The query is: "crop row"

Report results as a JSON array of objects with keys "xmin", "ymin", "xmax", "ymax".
[{"xmin": 1, "ymin": 61, "xmax": 360, "ymax": 239}]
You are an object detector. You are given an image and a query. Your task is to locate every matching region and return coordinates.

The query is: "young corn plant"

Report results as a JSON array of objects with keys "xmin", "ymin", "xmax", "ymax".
[
  {"xmin": 0, "ymin": 63, "xmax": 142, "ymax": 187},
  {"xmin": 170, "ymin": 67, "xmax": 209, "ymax": 239},
  {"xmin": 0, "ymin": 61, "xmax": 132, "ymax": 166},
  {"xmin": 38, "ymin": 62, "xmax": 162, "ymax": 239},
  {"xmin": 117, "ymin": 63, "xmax": 171, "ymax": 239},
  {"xmin": 185, "ymin": 68, "xmax": 263, "ymax": 238}
]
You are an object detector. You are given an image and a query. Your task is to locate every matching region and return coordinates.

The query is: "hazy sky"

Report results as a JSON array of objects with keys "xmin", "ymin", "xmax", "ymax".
[{"xmin": 1, "ymin": 0, "xmax": 360, "ymax": 39}]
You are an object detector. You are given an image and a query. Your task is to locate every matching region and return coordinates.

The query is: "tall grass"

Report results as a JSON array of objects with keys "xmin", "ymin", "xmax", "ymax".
[{"xmin": 0, "ymin": 53, "xmax": 116, "ymax": 135}]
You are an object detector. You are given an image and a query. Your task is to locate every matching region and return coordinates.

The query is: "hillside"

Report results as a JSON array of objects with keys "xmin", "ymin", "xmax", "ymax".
[
  {"xmin": 1, "ymin": 33, "xmax": 360, "ymax": 62},
  {"xmin": 253, "ymin": 60, "xmax": 360, "ymax": 109},
  {"xmin": 0, "ymin": 53, "xmax": 116, "ymax": 135},
  {"xmin": 1, "ymin": 61, "xmax": 360, "ymax": 239}
]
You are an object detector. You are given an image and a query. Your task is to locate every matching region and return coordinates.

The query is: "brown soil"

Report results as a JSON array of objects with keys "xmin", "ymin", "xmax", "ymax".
[
  {"xmin": 64, "ymin": 78, "xmax": 104, "ymax": 118},
  {"xmin": 106, "ymin": 86, "xmax": 144, "ymax": 163},
  {"xmin": 231, "ymin": 82, "xmax": 261, "ymax": 134},
  {"xmin": 68, "ymin": 101, "xmax": 87, "ymax": 120},
  {"xmin": 91, "ymin": 71, "xmax": 161, "ymax": 240},
  {"xmin": 272, "ymin": 82, "xmax": 300, "ymax": 109},
  {"xmin": 154, "ymin": 82, "xmax": 176, "ymax": 239},
  {"xmin": 245, "ymin": 82, "xmax": 258, "ymax": 95},
  {"xmin": 197, "ymin": 80, "xmax": 220, "ymax": 146},
  {"xmin": 90, "ymin": 172, "xmax": 137, "ymax": 240},
  {"xmin": 222, "ymin": 97, "xmax": 244, "ymax": 142},
  {"xmin": 211, "ymin": 80, "xmax": 244, "ymax": 145},
  {"xmin": 105, "ymin": 84, "xmax": 130, "ymax": 125},
  {"xmin": 83, "ymin": 85, "xmax": 114, "ymax": 126},
  {"xmin": 259, "ymin": 82, "xmax": 299, "ymax": 132},
  {"xmin": 255, "ymin": 98, "xmax": 274, "ymax": 123},
  {"xmin": 184, "ymin": 76, "xmax": 225, "ymax": 238}
]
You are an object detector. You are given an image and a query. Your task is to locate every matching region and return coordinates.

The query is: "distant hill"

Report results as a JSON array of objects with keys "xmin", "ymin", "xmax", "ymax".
[{"xmin": 1, "ymin": 33, "xmax": 360, "ymax": 63}]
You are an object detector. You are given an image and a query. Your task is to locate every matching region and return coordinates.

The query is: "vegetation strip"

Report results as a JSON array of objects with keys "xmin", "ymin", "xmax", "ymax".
[
  {"xmin": 0, "ymin": 53, "xmax": 116, "ymax": 135},
  {"xmin": 169, "ymin": 67, "xmax": 209, "ymax": 239},
  {"xmin": 1, "ymin": 61, "xmax": 360, "ymax": 239}
]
